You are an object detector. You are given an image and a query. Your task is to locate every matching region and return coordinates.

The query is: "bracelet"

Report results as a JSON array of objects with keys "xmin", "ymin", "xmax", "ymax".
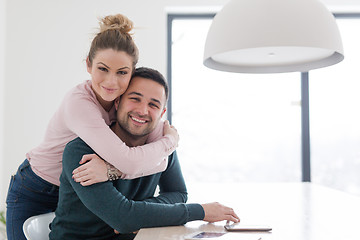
[{"xmin": 106, "ymin": 162, "xmax": 121, "ymax": 181}]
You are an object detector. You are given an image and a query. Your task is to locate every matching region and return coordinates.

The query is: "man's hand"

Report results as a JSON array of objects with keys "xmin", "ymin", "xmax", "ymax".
[
  {"xmin": 163, "ymin": 120, "xmax": 179, "ymax": 146},
  {"xmin": 201, "ymin": 202, "xmax": 240, "ymax": 223},
  {"xmin": 72, "ymin": 154, "xmax": 108, "ymax": 186}
]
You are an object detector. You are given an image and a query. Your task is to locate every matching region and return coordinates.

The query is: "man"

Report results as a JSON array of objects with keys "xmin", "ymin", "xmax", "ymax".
[{"xmin": 50, "ymin": 67, "xmax": 239, "ymax": 239}]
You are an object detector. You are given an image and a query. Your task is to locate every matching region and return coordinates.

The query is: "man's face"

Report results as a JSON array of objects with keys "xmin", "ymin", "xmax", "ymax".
[{"xmin": 116, "ymin": 76, "xmax": 166, "ymax": 138}]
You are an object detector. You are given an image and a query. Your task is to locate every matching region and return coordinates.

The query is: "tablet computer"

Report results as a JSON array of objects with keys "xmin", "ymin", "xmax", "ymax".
[
  {"xmin": 224, "ymin": 224, "xmax": 272, "ymax": 232},
  {"xmin": 184, "ymin": 231, "xmax": 226, "ymax": 239}
]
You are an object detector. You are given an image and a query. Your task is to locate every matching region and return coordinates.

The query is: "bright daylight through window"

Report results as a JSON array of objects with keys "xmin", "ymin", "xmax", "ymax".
[
  {"xmin": 170, "ymin": 16, "xmax": 360, "ymax": 196},
  {"xmin": 171, "ymin": 18, "xmax": 301, "ymax": 184}
]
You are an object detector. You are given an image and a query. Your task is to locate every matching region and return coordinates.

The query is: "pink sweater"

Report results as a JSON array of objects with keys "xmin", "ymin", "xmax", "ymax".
[{"xmin": 27, "ymin": 80, "xmax": 176, "ymax": 186}]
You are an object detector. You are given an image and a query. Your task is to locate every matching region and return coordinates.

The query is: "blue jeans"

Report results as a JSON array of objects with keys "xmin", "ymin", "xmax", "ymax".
[{"xmin": 6, "ymin": 159, "xmax": 59, "ymax": 240}]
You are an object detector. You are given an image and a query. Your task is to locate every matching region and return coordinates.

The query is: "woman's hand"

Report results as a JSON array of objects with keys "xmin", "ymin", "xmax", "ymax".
[
  {"xmin": 72, "ymin": 154, "xmax": 108, "ymax": 186},
  {"xmin": 201, "ymin": 202, "xmax": 240, "ymax": 223},
  {"xmin": 163, "ymin": 120, "xmax": 179, "ymax": 147}
]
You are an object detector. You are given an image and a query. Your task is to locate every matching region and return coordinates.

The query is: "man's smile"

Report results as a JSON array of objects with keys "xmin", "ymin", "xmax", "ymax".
[{"xmin": 130, "ymin": 115, "xmax": 148, "ymax": 124}]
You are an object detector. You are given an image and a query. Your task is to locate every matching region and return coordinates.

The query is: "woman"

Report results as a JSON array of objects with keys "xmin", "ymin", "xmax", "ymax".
[{"xmin": 6, "ymin": 13, "xmax": 178, "ymax": 240}]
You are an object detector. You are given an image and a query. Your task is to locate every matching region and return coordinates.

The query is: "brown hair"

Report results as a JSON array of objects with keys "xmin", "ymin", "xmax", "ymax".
[
  {"xmin": 88, "ymin": 14, "xmax": 139, "ymax": 72},
  {"xmin": 132, "ymin": 67, "xmax": 169, "ymax": 102}
]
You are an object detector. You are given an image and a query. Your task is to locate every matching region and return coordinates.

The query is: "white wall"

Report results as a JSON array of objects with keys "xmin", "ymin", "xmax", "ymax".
[
  {"xmin": 1, "ymin": 0, "xmax": 359, "ymax": 209},
  {"xmin": 0, "ymin": 0, "xmax": 6, "ymax": 210}
]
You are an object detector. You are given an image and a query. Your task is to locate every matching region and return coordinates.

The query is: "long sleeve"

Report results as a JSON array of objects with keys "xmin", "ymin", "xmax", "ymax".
[
  {"xmin": 62, "ymin": 84, "xmax": 176, "ymax": 178},
  {"xmin": 143, "ymin": 151, "xmax": 188, "ymax": 204},
  {"xmin": 59, "ymin": 139, "xmax": 204, "ymax": 235}
]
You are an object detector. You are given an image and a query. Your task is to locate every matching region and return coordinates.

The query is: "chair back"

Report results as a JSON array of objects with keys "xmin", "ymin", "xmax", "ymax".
[{"xmin": 23, "ymin": 212, "xmax": 55, "ymax": 240}]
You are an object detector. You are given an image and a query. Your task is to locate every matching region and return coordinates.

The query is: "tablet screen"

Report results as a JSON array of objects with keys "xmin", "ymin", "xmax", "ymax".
[{"xmin": 185, "ymin": 231, "xmax": 226, "ymax": 239}]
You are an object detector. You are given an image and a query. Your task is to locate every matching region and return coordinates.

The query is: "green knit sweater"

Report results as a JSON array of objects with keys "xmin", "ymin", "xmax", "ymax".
[{"xmin": 49, "ymin": 137, "xmax": 204, "ymax": 240}]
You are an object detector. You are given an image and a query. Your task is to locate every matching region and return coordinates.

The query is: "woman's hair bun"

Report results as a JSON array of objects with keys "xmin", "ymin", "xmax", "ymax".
[{"xmin": 99, "ymin": 14, "xmax": 134, "ymax": 35}]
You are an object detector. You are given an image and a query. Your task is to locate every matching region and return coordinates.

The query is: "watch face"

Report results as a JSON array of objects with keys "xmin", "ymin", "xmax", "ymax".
[
  {"xmin": 107, "ymin": 164, "xmax": 120, "ymax": 181},
  {"xmin": 109, "ymin": 173, "xmax": 117, "ymax": 181},
  {"xmin": 108, "ymin": 170, "xmax": 119, "ymax": 181}
]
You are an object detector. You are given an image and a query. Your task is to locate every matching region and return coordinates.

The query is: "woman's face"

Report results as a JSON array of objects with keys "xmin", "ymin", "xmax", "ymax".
[{"xmin": 87, "ymin": 49, "xmax": 133, "ymax": 105}]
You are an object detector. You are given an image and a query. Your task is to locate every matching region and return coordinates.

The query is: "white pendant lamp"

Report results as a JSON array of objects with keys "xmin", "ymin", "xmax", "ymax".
[{"xmin": 203, "ymin": 0, "xmax": 344, "ymax": 73}]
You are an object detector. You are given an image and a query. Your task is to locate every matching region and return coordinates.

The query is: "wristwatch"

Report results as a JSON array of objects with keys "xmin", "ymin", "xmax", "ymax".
[{"xmin": 106, "ymin": 162, "xmax": 121, "ymax": 181}]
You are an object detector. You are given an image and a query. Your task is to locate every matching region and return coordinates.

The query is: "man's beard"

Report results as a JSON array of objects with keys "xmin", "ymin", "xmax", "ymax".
[{"xmin": 117, "ymin": 114, "xmax": 154, "ymax": 139}]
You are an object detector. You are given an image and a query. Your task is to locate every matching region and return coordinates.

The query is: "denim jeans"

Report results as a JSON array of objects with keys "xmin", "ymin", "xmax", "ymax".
[{"xmin": 6, "ymin": 159, "xmax": 59, "ymax": 240}]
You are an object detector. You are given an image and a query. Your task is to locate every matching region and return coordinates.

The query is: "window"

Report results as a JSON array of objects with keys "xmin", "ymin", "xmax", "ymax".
[
  {"xmin": 170, "ymin": 17, "xmax": 301, "ymax": 184},
  {"xmin": 310, "ymin": 17, "xmax": 360, "ymax": 195},
  {"xmin": 169, "ymin": 14, "xmax": 360, "ymax": 196}
]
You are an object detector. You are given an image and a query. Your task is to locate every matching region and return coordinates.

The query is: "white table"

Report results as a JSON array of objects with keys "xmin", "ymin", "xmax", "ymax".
[{"xmin": 134, "ymin": 182, "xmax": 360, "ymax": 240}]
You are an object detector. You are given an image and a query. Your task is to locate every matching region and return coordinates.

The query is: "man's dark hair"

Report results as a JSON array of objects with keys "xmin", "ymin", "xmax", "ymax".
[{"xmin": 132, "ymin": 67, "xmax": 169, "ymax": 101}]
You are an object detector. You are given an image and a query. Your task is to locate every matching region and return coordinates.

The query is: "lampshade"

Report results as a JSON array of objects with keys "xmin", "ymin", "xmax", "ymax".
[{"xmin": 203, "ymin": 0, "xmax": 344, "ymax": 73}]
